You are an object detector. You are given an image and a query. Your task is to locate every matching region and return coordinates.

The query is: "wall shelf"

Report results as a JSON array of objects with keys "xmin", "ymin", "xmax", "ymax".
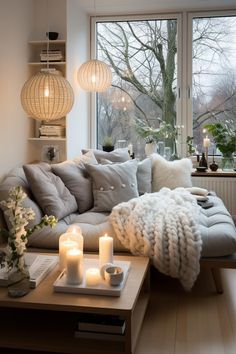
[
  {"xmin": 28, "ymin": 62, "xmax": 66, "ymax": 66},
  {"xmin": 28, "ymin": 40, "xmax": 66, "ymax": 45},
  {"xmin": 28, "ymin": 137, "xmax": 66, "ymax": 142},
  {"xmin": 27, "ymin": 39, "xmax": 68, "ymax": 161}
]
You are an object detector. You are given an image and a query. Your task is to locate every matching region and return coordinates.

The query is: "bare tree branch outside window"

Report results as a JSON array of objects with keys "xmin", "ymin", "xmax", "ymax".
[{"xmin": 96, "ymin": 16, "xmax": 236, "ymax": 157}]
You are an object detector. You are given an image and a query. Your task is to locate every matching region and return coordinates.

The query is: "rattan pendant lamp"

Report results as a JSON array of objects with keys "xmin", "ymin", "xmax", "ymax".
[
  {"xmin": 77, "ymin": 0, "xmax": 112, "ymax": 92},
  {"xmin": 20, "ymin": 2, "xmax": 74, "ymax": 121}
]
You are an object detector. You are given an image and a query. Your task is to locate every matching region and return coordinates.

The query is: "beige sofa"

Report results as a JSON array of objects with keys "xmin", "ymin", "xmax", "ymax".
[
  {"xmin": 0, "ymin": 150, "xmax": 236, "ymax": 293},
  {"xmin": 0, "ymin": 149, "xmax": 236, "ymax": 260}
]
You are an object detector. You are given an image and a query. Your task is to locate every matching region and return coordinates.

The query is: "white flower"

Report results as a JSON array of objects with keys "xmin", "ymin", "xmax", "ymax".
[
  {"xmin": 0, "ymin": 186, "xmax": 57, "ymax": 272},
  {"xmin": 16, "ymin": 242, "xmax": 27, "ymax": 256}
]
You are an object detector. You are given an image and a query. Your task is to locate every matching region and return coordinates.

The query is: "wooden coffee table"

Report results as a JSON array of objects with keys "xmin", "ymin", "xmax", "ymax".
[{"xmin": 0, "ymin": 254, "xmax": 150, "ymax": 354}]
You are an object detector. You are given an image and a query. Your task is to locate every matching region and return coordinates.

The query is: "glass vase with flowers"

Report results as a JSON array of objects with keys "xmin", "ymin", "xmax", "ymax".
[
  {"xmin": 204, "ymin": 123, "xmax": 236, "ymax": 171},
  {"xmin": 0, "ymin": 186, "xmax": 57, "ymax": 297}
]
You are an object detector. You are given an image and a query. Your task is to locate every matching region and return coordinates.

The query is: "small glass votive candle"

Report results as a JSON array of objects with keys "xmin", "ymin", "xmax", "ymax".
[
  {"xmin": 85, "ymin": 268, "xmax": 100, "ymax": 287},
  {"xmin": 59, "ymin": 233, "xmax": 82, "ymax": 271}
]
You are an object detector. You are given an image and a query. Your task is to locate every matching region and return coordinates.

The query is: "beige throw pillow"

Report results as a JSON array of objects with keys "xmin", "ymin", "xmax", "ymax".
[{"xmin": 151, "ymin": 153, "xmax": 192, "ymax": 192}]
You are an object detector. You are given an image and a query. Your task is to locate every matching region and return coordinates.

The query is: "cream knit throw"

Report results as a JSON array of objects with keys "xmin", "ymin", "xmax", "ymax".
[{"xmin": 109, "ymin": 187, "xmax": 202, "ymax": 290}]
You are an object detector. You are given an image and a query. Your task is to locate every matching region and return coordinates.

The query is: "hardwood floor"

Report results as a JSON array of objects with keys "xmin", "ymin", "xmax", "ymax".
[{"xmin": 135, "ymin": 267, "xmax": 236, "ymax": 354}]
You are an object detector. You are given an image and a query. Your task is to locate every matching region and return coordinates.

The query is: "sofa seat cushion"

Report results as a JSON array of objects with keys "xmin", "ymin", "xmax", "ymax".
[
  {"xmin": 27, "ymin": 211, "xmax": 126, "ymax": 253},
  {"xmin": 198, "ymin": 195, "xmax": 236, "ymax": 257}
]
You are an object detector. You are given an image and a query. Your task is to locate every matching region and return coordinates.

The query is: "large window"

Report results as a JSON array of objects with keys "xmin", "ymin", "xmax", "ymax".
[
  {"xmin": 191, "ymin": 15, "xmax": 236, "ymax": 155},
  {"xmin": 93, "ymin": 12, "xmax": 236, "ymax": 158},
  {"xmin": 96, "ymin": 17, "xmax": 180, "ymax": 159}
]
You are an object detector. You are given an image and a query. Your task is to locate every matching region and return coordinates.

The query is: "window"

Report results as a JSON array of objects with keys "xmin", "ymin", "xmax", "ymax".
[
  {"xmin": 92, "ymin": 11, "xmax": 236, "ymax": 158},
  {"xmin": 96, "ymin": 16, "xmax": 181, "ymax": 159},
  {"xmin": 191, "ymin": 14, "xmax": 236, "ymax": 155}
]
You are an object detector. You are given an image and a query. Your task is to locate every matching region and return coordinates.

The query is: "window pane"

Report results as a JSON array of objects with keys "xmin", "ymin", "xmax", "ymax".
[
  {"xmin": 192, "ymin": 16, "xmax": 236, "ymax": 155},
  {"xmin": 96, "ymin": 19, "xmax": 178, "ymax": 159}
]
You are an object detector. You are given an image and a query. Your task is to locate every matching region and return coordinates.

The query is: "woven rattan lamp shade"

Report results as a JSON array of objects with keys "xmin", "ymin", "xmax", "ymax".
[
  {"xmin": 21, "ymin": 70, "xmax": 74, "ymax": 121},
  {"xmin": 77, "ymin": 59, "xmax": 112, "ymax": 92}
]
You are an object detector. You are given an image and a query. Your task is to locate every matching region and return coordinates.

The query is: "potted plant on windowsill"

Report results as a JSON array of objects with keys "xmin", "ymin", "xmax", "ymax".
[
  {"xmin": 144, "ymin": 135, "xmax": 157, "ymax": 156},
  {"xmin": 204, "ymin": 123, "xmax": 236, "ymax": 171},
  {"xmin": 102, "ymin": 136, "xmax": 114, "ymax": 152}
]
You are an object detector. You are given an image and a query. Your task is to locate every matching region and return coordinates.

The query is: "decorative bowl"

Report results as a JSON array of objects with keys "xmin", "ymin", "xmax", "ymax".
[
  {"xmin": 104, "ymin": 266, "xmax": 124, "ymax": 286},
  {"xmin": 196, "ymin": 167, "xmax": 207, "ymax": 172},
  {"xmin": 46, "ymin": 32, "xmax": 59, "ymax": 40}
]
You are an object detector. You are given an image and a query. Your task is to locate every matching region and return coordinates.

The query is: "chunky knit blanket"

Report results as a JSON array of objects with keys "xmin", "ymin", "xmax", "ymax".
[{"xmin": 109, "ymin": 188, "xmax": 202, "ymax": 290}]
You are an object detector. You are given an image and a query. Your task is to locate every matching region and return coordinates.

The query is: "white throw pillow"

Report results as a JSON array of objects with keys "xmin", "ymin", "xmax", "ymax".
[{"xmin": 151, "ymin": 153, "xmax": 192, "ymax": 192}]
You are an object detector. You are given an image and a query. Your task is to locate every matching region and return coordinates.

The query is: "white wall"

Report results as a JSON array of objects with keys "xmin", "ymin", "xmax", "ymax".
[
  {"xmin": 66, "ymin": 0, "xmax": 90, "ymax": 158},
  {"xmin": 32, "ymin": 0, "xmax": 67, "ymax": 40},
  {"xmin": 0, "ymin": 0, "xmax": 34, "ymax": 181}
]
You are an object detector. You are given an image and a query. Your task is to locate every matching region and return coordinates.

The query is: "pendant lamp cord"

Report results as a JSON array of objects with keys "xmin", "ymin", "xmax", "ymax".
[
  {"xmin": 94, "ymin": 0, "xmax": 97, "ymax": 69},
  {"xmin": 46, "ymin": 0, "xmax": 50, "ymax": 70},
  {"xmin": 94, "ymin": 0, "xmax": 97, "ymax": 23}
]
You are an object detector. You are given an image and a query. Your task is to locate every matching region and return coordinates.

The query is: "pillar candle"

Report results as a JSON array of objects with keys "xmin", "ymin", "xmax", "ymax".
[
  {"xmin": 66, "ymin": 249, "xmax": 83, "ymax": 285},
  {"xmin": 85, "ymin": 268, "xmax": 100, "ymax": 286},
  {"xmin": 203, "ymin": 135, "xmax": 210, "ymax": 148},
  {"xmin": 99, "ymin": 234, "xmax": 113, "ymax": 269},
  {"xmin": 59, "ymin": 234, "xmax": 79, "ymax": 271},
  {"xmin": 66, "ymin": 225, "xmax": 84, "ymax": 251}
]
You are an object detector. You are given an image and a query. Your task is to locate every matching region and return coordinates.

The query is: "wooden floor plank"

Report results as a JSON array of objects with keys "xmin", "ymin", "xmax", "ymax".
[{"xmin": 135, "ymin": 267, "xmax": 236, "ymax": 354}]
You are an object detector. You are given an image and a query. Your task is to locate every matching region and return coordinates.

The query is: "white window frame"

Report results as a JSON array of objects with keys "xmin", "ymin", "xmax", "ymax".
[
  {"xmin": 90, "ymin": 10, "xmax": 236, "ymax": 156},
  {"xmin": 90, "ymin": 13, "xmax": 183, "ymax": 153},
  {"xmin": 187, "ymin": 10, "xmax": 236, "ymax": 156}
]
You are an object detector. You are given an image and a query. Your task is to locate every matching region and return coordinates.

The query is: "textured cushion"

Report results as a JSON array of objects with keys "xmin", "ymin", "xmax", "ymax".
[
  {"xmin": 97, "ymin": 157, "xmax": 152, "ymax": 196},
  {"xmin": 151, "ymin": 154, "xmax": 192, "ymax": 191},
  {"xmin": 52, "ymin": 158, "xmax": 95, "ymax": 214},
  {"xmin": 85, "ymin": 160, "xmax": 139, "ymax": 212},
  {"xmin": 198, "ymin": 195, "xmax": 236, "ymax": 257},
  {"xmin": 82, "ymin": 148, "xmax": 130, "ymax": 163},
  {"xmin": 137, "ymin": 158, "xmax": 152, "ymax": 195},
  {"xmin": 23, "ymin": 163, "xmax": 77, "ymax": 220},
  {"xmin": 73, "ymin": 150, "xmax": 98, "ymax": 166},
  {"xmin": 27, "ymin": 211, "xmax": 126, "ymax": 253}
]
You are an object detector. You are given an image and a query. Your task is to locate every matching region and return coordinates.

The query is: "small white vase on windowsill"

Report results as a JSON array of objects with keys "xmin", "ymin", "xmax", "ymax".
[{"xmin": 145, "ymin": 142, "xmax": 157, "ymax": 157}]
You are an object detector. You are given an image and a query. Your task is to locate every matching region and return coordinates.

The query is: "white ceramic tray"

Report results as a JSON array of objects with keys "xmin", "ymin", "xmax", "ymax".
[{"xmin": 53, "ymin": 258, "xmax": 131, "ymax": 297}]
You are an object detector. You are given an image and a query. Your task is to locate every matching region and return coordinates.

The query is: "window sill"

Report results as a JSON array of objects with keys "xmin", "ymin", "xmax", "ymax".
[{"xmin": 192, "ymin": 169, "xmax": 236, "ymax": 177}]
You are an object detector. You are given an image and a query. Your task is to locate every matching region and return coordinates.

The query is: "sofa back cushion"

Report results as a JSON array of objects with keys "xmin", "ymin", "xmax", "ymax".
[
  {"xmin": 136, "ymin": 158, "xmax": 152, "ymax": 195},
  {"xmin": 99, "ymin": 157, "xmax": 152, "ymax": 196},
  {"xmin": 23, "ymin": 163, "xmax": 77, "ymax": 220},
  {"xmin": 151, "ymin": 153, "xmax": 192, "ymax": 191},
  {"xmin": 85, "ymin": 159, "xmax": 139, "ymax": 212},
  {"xmin": 82, "ymin": 148, "xmax": 130, "ymax": 163},
  {"xmin": 52, "ymin": 161, "xmax": 94, "ymax": 214}
]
